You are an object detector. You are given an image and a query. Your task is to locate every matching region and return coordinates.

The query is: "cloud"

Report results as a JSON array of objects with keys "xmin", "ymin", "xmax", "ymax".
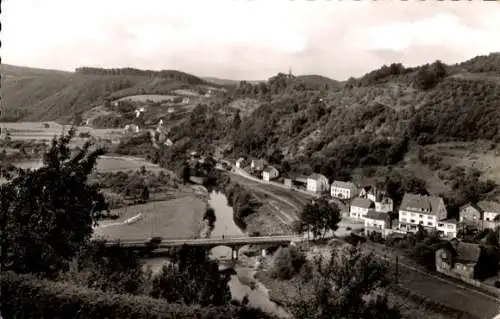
[{"xmin": 2, "ymin": 0, "xmax": 499, "ymax": 80}]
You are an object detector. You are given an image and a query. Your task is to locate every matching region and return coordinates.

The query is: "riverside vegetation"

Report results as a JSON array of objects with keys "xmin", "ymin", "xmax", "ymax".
[{"xmin": 1, "ymin": 129, "xmax": 406, "ymax": 318}]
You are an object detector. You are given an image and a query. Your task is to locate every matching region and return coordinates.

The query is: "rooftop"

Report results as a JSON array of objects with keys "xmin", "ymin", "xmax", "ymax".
[
  {"xmin": 455, "ymin": 242, "xmax": 481, "ymax": 264},
  {"xmin": 351, "ymin": 197, "xmax": 374, "ymax": 209},
  {"xmin": 400, "ymin": 193, "xmax": 443, "ymax": 215},
  {"xmin": 477, "ymin": 200, "xmax": 500, "ymax": 212},
  {"xmin": 308, "ymin": 173, "xmax": 327, "ymax": 181},
  {"xmin": 331, "ymin": 180, "xmax": 356, "ymax": 189},
  {"xmin": 263, "ymin": 166, "xmax": 278, "ymax": 173},
  {"xmin": 364, "ymin": 210, "xmax": 388, "ymax": 221}
]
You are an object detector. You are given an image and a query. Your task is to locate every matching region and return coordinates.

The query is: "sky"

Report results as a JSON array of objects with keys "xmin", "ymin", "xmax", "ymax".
[{"xmin": 2, "ymin": 0, "xmax": 500, "ymax": 81}]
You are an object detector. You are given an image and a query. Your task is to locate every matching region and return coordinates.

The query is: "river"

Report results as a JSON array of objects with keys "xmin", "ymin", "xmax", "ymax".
[
  {"xmin": 9, "ymin": 157, "xmax": 289, "ymax": 317},
  {"xmin": 145, "ymin": 191, "xmax": 289, "ymax": 318}
]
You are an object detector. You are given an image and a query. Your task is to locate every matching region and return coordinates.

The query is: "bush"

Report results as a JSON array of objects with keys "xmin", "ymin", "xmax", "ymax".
[
  {"xmin": 0, "ymin": 272, "xmax": 274, "ymax": 319},
  {"xmin": 268, "ymin": 247, "xmax": 306, "ymax": 280}
]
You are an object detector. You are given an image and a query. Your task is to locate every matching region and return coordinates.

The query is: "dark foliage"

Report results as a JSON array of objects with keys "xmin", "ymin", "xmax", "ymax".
[
  {"xmin": 0, "ymin": 127, "xmax": 108, "ymax": 278},
  {"xmin": 224, "ymin": 182, "xmax": 261, "ymax": 229},
  {"xmin": 0, "ymin": 271, "xmax": 276, "ymax": 319}
]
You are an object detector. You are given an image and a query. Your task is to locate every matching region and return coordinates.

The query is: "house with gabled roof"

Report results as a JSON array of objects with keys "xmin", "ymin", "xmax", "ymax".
[
  {"xmin": 436, "ymin": 241, "xmax": 481, "ymax": 281},
  {"xmin": 364, "ymin": 210, "xmax": 391, "ymax": 237},
  {"xmin": 306, "ymin": 173, "xmax": 329, "ymax": 193},
  {"xmin": 330, "ymin": 180, "xmax": 358, "ymax": 199},
  {"xmin": 251, "ymin": 159, "xmax": 267, "ymax": 172},
  {"xmin": 398, "ymin": 193, "xmax": 447, "ymax": 233},
  {"xmin": 262, "ymin": 166, "xmax": 279, "ymax": 182},
  {"xmin": 350, "ymin": 197, "xmax": 375, "ymax": 220}
]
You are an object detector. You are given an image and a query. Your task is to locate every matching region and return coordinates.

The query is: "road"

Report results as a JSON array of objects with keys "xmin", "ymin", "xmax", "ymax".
[{"xmin": 230, "ymin": 166, "xmax": 500, "ymax": 319}]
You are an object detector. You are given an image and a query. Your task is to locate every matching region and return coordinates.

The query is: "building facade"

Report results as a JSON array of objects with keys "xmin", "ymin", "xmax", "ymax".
[
  {"xmin": 364, "ymin": 210, "xmax": 391, "ymax": 237},
  {"xmin": 350, "ymin": 198, "xmax": 375, "ymax": 220},
  {"xmin": 436, "ymin": 219, "xmax": 458, "ymax": 238},
  {"xmin": 398, "ymin": 193, "xmax": 447, "ymax": 232},
  {"xmin": 262, "ymin": 166, "xmax": 279, "ymax": 182},
  {"xmin": 330, "ymin": 181, "xmax": 358, "ymax": 199},
  {"xmin": 306, "ymin": 173, "xmax": 329, "ymax": 193}
]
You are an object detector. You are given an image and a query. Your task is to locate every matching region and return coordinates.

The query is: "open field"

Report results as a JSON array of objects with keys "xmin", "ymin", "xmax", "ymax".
[
  {"xmin": 93, "ymin": 195, "xmax": 207, "ymax": 241},
  {"xmin": 96, "ymin": 155, "xmax": 166, "ymax": 173},
  {"xmin": 116, "ymin": 94, "xmax": 177, "ymax": 103},
  {"xmin": 1, "ymin": 122, "xmax": 124, "ymax": 144},
  {"xmin": 173, "ymin": 89, "xmax": 200, "ymax": 96}
]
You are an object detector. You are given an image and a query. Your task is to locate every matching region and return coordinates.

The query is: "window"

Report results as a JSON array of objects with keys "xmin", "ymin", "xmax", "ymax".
[
  {"xmin": 410, "ymin": 219, "xmax": 415, "ymax": 223},
  {"xmin": 419, "ymin": 214, "xmax": 423, "ymax": 218},
  {"xmin": 419, "ymin": 221, "xmax": 424, "ymax": 225},
  {"xmin": 438, "ymin": 223, "xmax": 444, "ymax": 227},
  {"xmin": 427, "ymin": 222, "xmax": 433, "ymax": 226},
  {"xmin": 401, "ymin": 218, "xmax": 407, "ymax": 222},
  {"xmin": 447, "ymin": 224, "xmax": 454, "ymax": 229}
]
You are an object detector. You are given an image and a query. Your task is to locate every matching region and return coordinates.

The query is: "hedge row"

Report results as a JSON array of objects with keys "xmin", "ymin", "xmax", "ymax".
[{"xmin": 0, "ymin": 272, "xmax": 274, "ymax": 319}]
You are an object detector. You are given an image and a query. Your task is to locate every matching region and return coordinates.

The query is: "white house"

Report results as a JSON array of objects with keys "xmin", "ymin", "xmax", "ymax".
[
  {"xmin": 182, "ymin": 97, "xmax": 190, "ymax": 104},
  {"xmin": 436, "ymin": 219, "xmax": 458, "ymax": 238},
  {"xmin": 262, "ymin": 166, "xmax": 279, "ymax": 182},
  {"xmin": 306, "ymin": 173, "xmax": 329, "ymax": 193},
  {"xmin": 477, "ymin": 200, "xmax": 500, "ymax": 222},
  {"xmin": 364, "ymin": 210, "xmax": 391, "ymax": 237},
  {"xmin": 124, "ymin": 124, "xmax": 140, "ymax": 133},
  {"xmin": 398, "ymin": 193, "xmax": 448, "ymax": 233},
  {"xmin": 350, "ymin": 197, "xmax": 375, "ymax": 220},
  {"xmin": 235, "ymin": 157, "xmax": 246, "ymax": 169},
  {"xmin": 375, "ymin": 197, "xmax": 394, "ymax": 213},
  {"xmin": 330, "ymin": 181, "xmax": 358, "ymax": 199}
]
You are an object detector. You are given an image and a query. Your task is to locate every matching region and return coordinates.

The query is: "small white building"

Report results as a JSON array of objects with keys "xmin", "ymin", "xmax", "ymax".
[
  {"xmin": 124, "ymin": 124, "xmax": 140, "ymax": 133},
  {"xmin": 235, "ymin": 157, "xmax": 246, "ymax": 169},
  {"xmin": 262, "ymin": 166, "xmax": 279, "ymax": 182},
  {"xmin": 251, "ymin": 159, "xmax": 267, "ymax": 172},
  {"xmin": 350, "ymin": 197, "xmax": 375, "ymax": 220},
  {"xmin": 364, "ymin": 210, "xmax": 391, "ymax": 237},
  {"xmin": 375, "ymin": 197, "xmax": 394, "ymax": 213},
  {"xmin": 182, "ymin": 97, "xmax": 190, "ymax": 104},
  {"xmin": 330, "ymin": 180, "xmax": 358, "ymax": 199},
  {"xmin": 477, "ymin": 200, "xmax": 500, "ymax": 222},
  {"xmin": 436, "ymin": 219, "xmax": 458, "ymax": 238},
  {"xmin": 306, "ymin": 173, "xmax": 329, "ymax": 194}
]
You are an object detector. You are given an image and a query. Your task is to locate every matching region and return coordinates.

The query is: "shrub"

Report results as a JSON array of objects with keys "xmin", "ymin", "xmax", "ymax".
[
  {"xmin": 0, "ymin": 271, "xmax": 274, "ymax": 319},
  {"xmin": 269, "ymin": 247, "xmax": 307, "ymax": 280}
]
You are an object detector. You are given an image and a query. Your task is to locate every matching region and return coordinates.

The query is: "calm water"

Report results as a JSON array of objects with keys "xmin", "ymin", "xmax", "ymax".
[{"xmin": 145, "ymin": 191, "xmax": 289, "ymax": 318}]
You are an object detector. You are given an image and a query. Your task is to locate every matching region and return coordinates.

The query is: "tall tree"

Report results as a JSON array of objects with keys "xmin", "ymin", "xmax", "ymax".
[
  {"xmin": 0, "ymin": 127, "xmax": 108, "ymax": 278},
  {"xmin": 287, "ymin": 245, "xmax": 402, "ymax": 319},
  {"xmin": 297, "ymin": 198, "xmax": 341, "ymax": 240}
]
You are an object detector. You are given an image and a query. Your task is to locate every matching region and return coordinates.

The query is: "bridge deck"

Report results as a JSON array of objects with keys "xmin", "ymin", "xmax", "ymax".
[{"xmin": 104, "ymin": 235, "xmax": 303, "ymax": 248}]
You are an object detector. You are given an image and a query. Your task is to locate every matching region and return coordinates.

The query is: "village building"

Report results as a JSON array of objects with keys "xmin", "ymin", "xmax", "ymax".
[
  {"xmin": 398, "ymin": 193, "xmax": 448, "ymax": 233},
  {"xmin": 436, "ymin": 241, "xmax": 481, "ymax": 282},
  {"xmin": 375, "ymin": 196, "xmax": 394, "ymax": 214},
  {"xmin": 306, "ymin": 173, "xmax": 329, "ymax": 194},
  {"xmin": 124, "ymin": 124, "xmax": 140, "ymax": 133},
  {"xmin": 364, "ymin": 210, "xmax": 391, "ymax": 237},
  {"xmin": 459, "ymin": 203, "xmax": 483, "ymax": 225},
  {"xmin": 235, "ymin": 157, "xmax": 246, "ymax": 169},
  {"xmin": 330, "ymin": 181, "xmax": 358, "ymax": 199},
  {"xmin": 436, "ymin": 219, "xmax": 459, "ymax": 238},
  {"xmin": 350, "ymin": 197, "xmax": 375, "ymax": 220},
  {"xmin": 262, "ymin": 166, "xmax": 279, "ymax": 182},
  {"xmin": 284, "ymin": 173, "xmax": 308, "ymax": 189},
  {"xmin": 358, "ymin": 186, "xmax": 373, "ymax": 199},
  {"xmin": 251, "ymin": 159, "xmax": 267, "ymax": 172},
  {"xmin": 182, "ymin": 97, "xmax": 190, "ymax": 104},
  {"xmin": 477, "ymin": 200, "xmax": 500, "ymax": 222}
]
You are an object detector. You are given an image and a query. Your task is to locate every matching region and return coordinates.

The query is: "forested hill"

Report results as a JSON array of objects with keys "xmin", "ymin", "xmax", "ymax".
[
  {"xmin": 162, "ymin": 53, "xmax": 500, "ymax": 199},
  {"xmin": 0, "ymin": 64, "xmax": 211, "ymax": 122}
]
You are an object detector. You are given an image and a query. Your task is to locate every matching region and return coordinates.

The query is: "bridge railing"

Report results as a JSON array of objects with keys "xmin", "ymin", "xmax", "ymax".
[{"xmin": 101, "ymin": 234, "xmax": 302, "ymax": 245}]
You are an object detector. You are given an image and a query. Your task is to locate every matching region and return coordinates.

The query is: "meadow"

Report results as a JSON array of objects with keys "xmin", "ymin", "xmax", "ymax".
[{"xmin": 93, "ymin": 196, "xmax": 207, "ymax": 240}]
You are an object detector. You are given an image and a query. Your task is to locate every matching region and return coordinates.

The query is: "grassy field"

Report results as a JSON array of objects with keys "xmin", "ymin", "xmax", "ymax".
[
  {"xmin": 116, "ymin": 94, "xmax": 177, "ymax": 103},
  {"xmin": 95, "ymin": 156, "xmax": 166, "ymax": 173},
  {"xmin": 93, "ymin": 195, "xmax": 207, "ymax": 241}
]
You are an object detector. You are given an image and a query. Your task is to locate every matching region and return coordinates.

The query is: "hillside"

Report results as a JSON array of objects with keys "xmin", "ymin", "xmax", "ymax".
[
  {"xmin": 1, "ymin": 65, "xmax": 209, "ymax": 122},
  {"xmin": 158, "ymin": 53, "xmax": 500, "ymax": 210}
]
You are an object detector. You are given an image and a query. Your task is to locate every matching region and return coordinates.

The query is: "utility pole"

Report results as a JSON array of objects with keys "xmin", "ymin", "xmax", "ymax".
[{"xmin": 395, "ymin": 255, "xmax": 399, "ymax": 284}]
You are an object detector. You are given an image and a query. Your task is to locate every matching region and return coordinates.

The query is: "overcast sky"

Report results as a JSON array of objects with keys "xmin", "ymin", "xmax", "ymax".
[{"xmin": 2, "ymin": 0, "xmax": 500, "ymax": 81}]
